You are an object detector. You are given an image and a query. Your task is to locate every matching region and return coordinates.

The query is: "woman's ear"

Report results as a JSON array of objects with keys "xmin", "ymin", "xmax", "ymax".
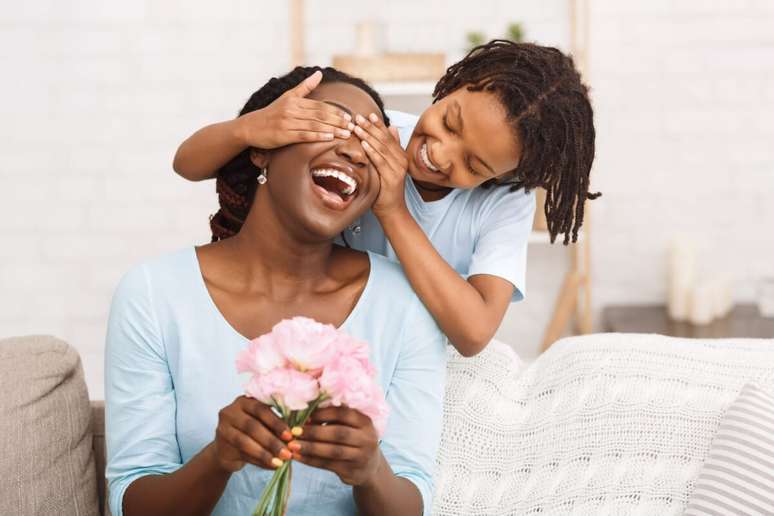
[{"xmin": 249, "ymin": 149, "xmax": 270, "ymax": 169}]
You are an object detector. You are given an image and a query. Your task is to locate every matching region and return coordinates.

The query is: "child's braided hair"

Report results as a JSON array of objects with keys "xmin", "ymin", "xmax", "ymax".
[
  {"xmin": 210, "ymin": 66, "xmax": 389, "ymax": 242},
  {"xmin": 434, "ymin": 39, "xmax": 601, "ymax": 245}
]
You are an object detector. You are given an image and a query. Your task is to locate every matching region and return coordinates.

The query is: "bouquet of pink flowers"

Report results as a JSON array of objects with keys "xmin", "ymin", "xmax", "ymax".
[{"xmin": 235, "ymin": 316, "xmax": 389, "ymax": 516}]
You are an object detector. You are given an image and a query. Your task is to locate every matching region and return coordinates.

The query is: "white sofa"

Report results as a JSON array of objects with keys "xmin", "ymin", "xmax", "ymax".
[
  {"xmin": 433, "ymin": 333, "xmax": 774, "ymax": 515},
  {"xmin": 3, "ymin": 333, "xmax": 773, "ymax": 515}
]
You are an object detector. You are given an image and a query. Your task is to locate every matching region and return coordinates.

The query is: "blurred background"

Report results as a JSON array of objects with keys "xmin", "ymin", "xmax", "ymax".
[{"xmin": 1, "ymin": 0, "xmax": 772, "ymax": 398}]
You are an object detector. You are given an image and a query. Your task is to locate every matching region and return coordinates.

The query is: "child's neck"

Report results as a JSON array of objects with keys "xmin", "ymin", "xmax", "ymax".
[{"xmin": 412, "ymin": 178, "xmax": 454, "ymax": 202}]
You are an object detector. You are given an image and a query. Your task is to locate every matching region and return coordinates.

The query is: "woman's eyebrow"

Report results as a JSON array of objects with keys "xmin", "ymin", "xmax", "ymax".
[
  {"xmin": 323, "ymin": 100, "xmax": 353, "ymax": 116},
  {"xmin": 456, "ymin": 101, "xmax": 495, "ymax": 176}
]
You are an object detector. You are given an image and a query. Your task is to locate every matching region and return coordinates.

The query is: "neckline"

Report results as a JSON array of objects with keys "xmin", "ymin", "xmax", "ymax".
[
  {"xmin": 188, "ymin": 246, "xmax": 374, "ymax": 343},
  {"xmin": 406, "ymin": 176, "xmax": 461, "ymax": 215}
]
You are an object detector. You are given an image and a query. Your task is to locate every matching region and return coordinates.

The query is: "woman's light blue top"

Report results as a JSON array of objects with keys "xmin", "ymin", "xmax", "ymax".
[
  {"xmin": 341, "ymin": 110, "xmax": 536, "ymax": 301},
  {"xmin": 105, "ymin": 247, "xmax": 447, "ymax": 516}
]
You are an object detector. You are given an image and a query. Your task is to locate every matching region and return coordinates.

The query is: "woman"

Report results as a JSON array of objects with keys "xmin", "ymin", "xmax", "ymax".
[
  {"xmin": 105, "ymin": 69, "xmax": 447, "ymax": 516},
  {"xmin": 173, "ymin": 40, "xmax": 600, "ymax": 357}
]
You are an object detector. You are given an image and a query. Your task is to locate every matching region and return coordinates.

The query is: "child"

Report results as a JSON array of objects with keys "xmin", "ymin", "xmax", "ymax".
[{"xmin": 173, "ymin": 40, "xmax": 600, "ymax": 357}]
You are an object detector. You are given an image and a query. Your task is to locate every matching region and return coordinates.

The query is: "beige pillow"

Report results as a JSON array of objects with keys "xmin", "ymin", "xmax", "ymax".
[{"xmin": 0, "ymin": 335, "xmax": 99, "ymax": 516}]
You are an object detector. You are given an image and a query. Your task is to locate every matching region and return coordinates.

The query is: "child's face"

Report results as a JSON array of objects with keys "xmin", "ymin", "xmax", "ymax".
[{"xmin": 407, "ymin": 87, "xmax": 522, "ymax": 189}]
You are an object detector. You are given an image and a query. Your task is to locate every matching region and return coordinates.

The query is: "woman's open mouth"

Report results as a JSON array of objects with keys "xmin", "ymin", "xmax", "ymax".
[{"xmin": 310, "ymin": 166, "xmax": 359, "ymax": 211}]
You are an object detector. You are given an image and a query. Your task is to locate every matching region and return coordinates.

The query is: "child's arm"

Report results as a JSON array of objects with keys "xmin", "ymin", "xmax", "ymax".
[
  {"xmin": 173, "ymin": 70, "xmax": 354, "ymax": 181},
  {"xmin": 355, "ymin": 115, "xmax": 518, "ymax": 358}
]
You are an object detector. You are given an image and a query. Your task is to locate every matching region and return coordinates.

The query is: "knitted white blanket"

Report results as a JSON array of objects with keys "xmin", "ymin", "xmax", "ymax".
[{"xmin": 433, "ymin": 333, "xmax": 774, "ymax": 515}]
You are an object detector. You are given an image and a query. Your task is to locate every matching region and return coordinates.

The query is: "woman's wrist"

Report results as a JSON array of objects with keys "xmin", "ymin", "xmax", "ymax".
[
  {"xmin": 357, "ymin": 450, "xmax": 390, "ymax": 490},
  {"xmin": 204, "ymin": 441, "xmax": 235, "ymax": 480}
]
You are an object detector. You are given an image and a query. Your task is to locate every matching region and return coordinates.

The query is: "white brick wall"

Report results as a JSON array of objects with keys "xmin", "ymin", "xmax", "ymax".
[
  {"xmin": 587, "ymin": 0, "xmax": 774, "ymax": 317},
  {"xmin": 1, "ymin": 1, "xmax": 771, "ymax": 398}
]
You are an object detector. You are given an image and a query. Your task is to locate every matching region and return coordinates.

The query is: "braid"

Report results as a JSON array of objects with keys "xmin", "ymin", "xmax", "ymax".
[
  {"xmin": 434, "ymin": 39, "xmax": 601, "ymax": 245},
  {"xmin": 209, "ymin": 66, "xmax": 390, "ymax": 242}
]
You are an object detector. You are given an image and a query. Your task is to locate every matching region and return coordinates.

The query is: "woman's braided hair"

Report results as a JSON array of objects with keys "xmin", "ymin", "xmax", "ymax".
[
  {"xmin": 434, "ymin": 39, "xmax": 601, "ymax": 245},
  {"xmin": 210, "ymin": 66, "xmax": 390, "ymax": 242}
]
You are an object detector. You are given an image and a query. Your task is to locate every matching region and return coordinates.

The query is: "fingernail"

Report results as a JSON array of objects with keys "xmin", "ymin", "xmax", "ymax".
[
  {"xmin": 322, "ymin": 133, "xmax": 334, "ymax": 140},
  {"xmin": 347, "ymin": 122, "xmax": 355, "ymax": 131},
  {"xmin": 288, "ymin": 441, "xmax": 301, "ymax": 452},
  {"xmin": 354, "ymin": 126, "xmax": 363, "ymax": 135},
  {"xmin": 361, "ymin": 140, "xmax": 370, "ymax": 150},
  {"xmin": 343, "ymin": 112, "xmax": 352, "ymax": 121},
  {"xmin": 279, "ymin": 448, "xmax": 293, "ymax": 461},
  {"xmin": 355, "ymin": 114, "xmax": 366, "ymax": 124},
  {"xmin": 337, "ymin": 129, "xmax": 351, "ymax": 138},
  {"xmin": 280, "ymin": 430, "xmax": 293, "ymax": 441},
  {"xmin": 369, "ymin": 113, "xmax": 378, "ymax": 123},
  {"xmin": 291, "ymin": 426, "xmax": 303, "ymax": 437},
  {"xmin": 293, "ymin": 453, "xmax": 302, "ymax": 460},
  {"xmin": 271, "ymin": 457, "xmax": 284, "ymax": 468}
]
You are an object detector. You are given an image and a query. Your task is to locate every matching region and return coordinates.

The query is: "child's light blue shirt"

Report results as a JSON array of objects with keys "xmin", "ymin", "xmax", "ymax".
[
  {"xmin": 343, "ymin": 109, "xmax": 536, "ymax": 301},
  {"xmin": 105, "ymin": 247, "xmax": 447, "ymax": 516}
]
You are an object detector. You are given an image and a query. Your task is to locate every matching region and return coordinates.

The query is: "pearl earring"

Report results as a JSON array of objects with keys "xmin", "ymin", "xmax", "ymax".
[{"xmin": 257, "ymin": 168, "xmax": 268, "ymax": 185}]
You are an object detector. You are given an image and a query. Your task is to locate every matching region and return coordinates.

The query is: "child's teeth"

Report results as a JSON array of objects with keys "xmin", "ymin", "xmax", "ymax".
[{"xmin": 420, "ymin": 143, "xmax": 439, "ymax": 171}]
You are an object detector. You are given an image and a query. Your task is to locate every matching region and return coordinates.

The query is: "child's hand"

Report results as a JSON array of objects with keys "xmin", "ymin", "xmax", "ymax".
[
  {"xmin": 236, "ymin": 70, "xmax": 354, "ymax": 150},
  {"xmin": 289, "ymin": 406, "xmax": 381, "ymax": 487},
  {"xmin": 354, "ymin": 113, "xmax": 409, "ymax": 218}
]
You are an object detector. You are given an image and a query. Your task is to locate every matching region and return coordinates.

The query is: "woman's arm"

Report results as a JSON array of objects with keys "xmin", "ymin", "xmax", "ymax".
[
  {"xmin": 173, "ymin": 70, "xmax": 353, "ymax": 181},
  {"xmin": 292, "ymin": 407, "xmax": 424, "ymax": 516},
  {"xmin": 123, "ymin": 443, "xmax": 230, "ymax": 516},
  {"xmin": 123, "ymin": 397, "xmax": 293, "ymax": 516},
  {"xmin": 106, "ymin": 265, "xmax": 292, "ymax": 516},
  {"xmin": 354, "ymin": 115, "xmax": 518, "ymax": 357}
]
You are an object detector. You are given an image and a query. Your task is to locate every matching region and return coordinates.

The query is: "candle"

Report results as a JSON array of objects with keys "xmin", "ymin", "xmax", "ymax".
[
  {"xmin": 667, "ymin": 240, "xmax": 696, "ymax": 321},
  {"xmin": 689, "ymin": 283, "xmax": 715, "ymax": 325},
  {"xmin": 710, "ymin": 279, "xmax": 733, "ymax": 319}
]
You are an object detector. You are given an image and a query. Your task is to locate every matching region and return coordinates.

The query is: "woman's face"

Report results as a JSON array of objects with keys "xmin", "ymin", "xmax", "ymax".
[
  {"xmin": 405, "ymin": 87, "xmax": 522, "ymax": 189},
  {"xmin": 253, "ymin": 82, "xmax": 382, "ymax": 240}
]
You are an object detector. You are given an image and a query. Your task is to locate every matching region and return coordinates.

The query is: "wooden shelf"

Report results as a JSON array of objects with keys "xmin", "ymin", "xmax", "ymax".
[
  {"xmin": 371, "ymin": 81, "xmax": 436, "ymax": 96},
  {"xmin": 602, "ymin": 304, "xmax": 774, "ymax": 338}
]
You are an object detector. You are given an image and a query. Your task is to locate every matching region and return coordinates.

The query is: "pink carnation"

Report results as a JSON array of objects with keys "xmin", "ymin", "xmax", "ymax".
[
  {"xmin": 236, "ymin": 334, "xmax": 286, "ymax": 375},
  {"xmin": 319, "ymin": 355, "xmax": 390, "ymax": 436},
  {"xmin": 272, "ymin": 317, "xmax": 339, "ymax": 373},
  {"xmin": 246, "ymin": 368, "xmax": 319, "ymax": 411}
]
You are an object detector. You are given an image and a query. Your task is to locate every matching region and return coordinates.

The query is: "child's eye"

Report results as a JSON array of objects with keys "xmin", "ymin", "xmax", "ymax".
[{"xmin": 443, "ymin": 112, "xmax": 454, "ymax": 133}]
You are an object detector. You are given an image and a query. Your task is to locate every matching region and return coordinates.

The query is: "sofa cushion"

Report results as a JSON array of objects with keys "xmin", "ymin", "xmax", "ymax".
[
  {"xmin": 684, "ymin": 382, "xmax": 774, "ymax": 515},
  {"xmin": 0, "ymin": 335, "xmax": 99, "ymax": 516},
  {"xmin": 434, "ymin": 334, "xmax": 774, "ymax": 515}
]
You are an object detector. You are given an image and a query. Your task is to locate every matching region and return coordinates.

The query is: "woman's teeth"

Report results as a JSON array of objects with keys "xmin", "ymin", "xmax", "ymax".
[
  {"xmin": 311, "ymin": 168, "xmax": 357, "ymax": 195},
  {"xmin": 420, "ymin": 143, "xmax": 440, "ymax": 172}
]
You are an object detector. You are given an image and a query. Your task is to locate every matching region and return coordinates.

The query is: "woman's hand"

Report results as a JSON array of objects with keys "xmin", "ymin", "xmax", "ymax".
[
  {"xmin": 289, "ymin": 406, "xmax": 382, "ymax": 487},
  {"xmin": 354, "ymin": 113, "xmax": 409, "ymax": 218},
  {"xmin": 235, "ymin": 70, "xmax": 354, "ymax": 149},
  {"xmin": 212, "ymin": 395, "xmax": 293, "ymax": 473}
]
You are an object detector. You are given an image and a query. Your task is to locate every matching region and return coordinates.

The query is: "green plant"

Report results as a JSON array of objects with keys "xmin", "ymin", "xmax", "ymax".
[
  {"xmin": 465, "ymin": 22, "xmax": 525, "ymax": 52},
  {"xmin": 506, "ymin": 22, "xmax": 524, "ymax": 43},
  {"xmin": 466, "ymin": 31, "xmax": 486, "ymax": 51}
]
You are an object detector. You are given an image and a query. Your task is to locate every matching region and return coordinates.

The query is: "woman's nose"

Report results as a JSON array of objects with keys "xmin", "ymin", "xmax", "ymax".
[{"xmin": 335, "ymin": 136, "xmax": 368, "ymax": 167}]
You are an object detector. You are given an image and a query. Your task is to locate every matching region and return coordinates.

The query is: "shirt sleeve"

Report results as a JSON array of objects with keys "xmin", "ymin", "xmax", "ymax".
[
  {"xmin": 379, "ymin": 300, "xmax": 448, "ymax": 516},
  {"xmin": 104, "ymin": 264, "xmax": 182, "ymax": 516},
  {"xmin": 467, "ymin": 188, "xmax": 536, "ymax": 302}
]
